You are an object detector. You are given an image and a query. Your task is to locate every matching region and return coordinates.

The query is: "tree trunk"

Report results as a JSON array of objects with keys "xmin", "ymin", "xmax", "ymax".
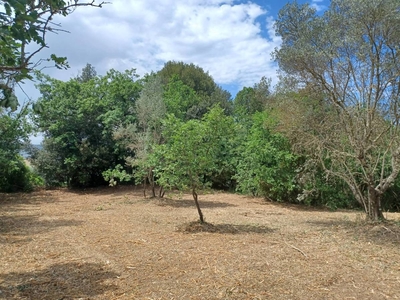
[
  {"xmin": 192, "ymin": 188, "xmax": 204, "ymax": 223},
  {"xmin": 367, "ymin": 185, "xmax": 384, "ymax": 221},
  {"xmin": 148, "ymin": 169, "xmax": 156, "ymax": 198},
  {"xmin": 159, "ymin": 186, "xmax": 165, "ymax": 198},
  {"xmin": 143, "ymin": 175, "xmax": 147, "ymax": 198}
]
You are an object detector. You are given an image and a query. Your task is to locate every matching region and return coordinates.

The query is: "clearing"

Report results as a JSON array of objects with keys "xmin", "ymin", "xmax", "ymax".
[{"xmin": 1, "ymin": 186, "xmax": 400, "ymax": 299}]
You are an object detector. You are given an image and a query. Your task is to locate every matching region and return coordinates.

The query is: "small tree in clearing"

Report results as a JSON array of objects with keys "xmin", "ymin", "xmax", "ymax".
[{"xmin": 156, "ymin": 107, "xmax": 233, "ymax": 223}]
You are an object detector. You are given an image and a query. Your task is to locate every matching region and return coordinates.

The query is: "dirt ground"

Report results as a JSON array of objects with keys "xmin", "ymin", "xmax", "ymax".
[{"xmin": 1, "ymin": 186, "xmax": 400, "ymax": 300}]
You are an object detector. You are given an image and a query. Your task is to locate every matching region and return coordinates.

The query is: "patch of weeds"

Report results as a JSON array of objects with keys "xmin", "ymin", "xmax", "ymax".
[
  {"xmin": 95, "ymin": 206, "xmax": 104, "ymax": 211},
  {"xmin": 16, "ymin": 284, "xmax": 29, "ymax": 292}
]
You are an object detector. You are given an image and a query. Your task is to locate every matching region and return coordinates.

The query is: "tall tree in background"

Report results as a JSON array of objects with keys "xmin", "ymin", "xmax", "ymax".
[
  {"xmin": 274, "ymin": 0, "xmax": 400, "ymax": 220},
  {"xmin": 234, "ymin": 112, "xmax": 298, "ymax": 201},
  {"xmin": 33, "ymin": 68, "xmax": 141, "ymax": 187},
  {"xmin": 234, "ymin": 77, "xmax": 272, "ymax": 119},
  {"xmin": 113, "ymin": 75, "xmax": 166, "ymax": 196},
  {"xmin": 0, "ymin": 0, "xmax": 105, "ymax": 110},
  {"xmin": 77, "ymin": 63, "xmax": 97, "ymax": 83},
  {"xmin": 158, "ymin": 61, "xmax": 232, "ymax": 118}
]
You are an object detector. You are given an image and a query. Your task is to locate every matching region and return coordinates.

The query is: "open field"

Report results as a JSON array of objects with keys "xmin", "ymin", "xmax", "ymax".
[{"xmin": 1, "ymin": 186, "xmax": 400, "ymax": 299}]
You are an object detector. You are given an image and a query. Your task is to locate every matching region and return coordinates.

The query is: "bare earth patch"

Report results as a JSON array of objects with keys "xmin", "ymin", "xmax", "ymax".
[{"xmin": 1, "ymin": 186, "xmax": 400, "ymax": 299}]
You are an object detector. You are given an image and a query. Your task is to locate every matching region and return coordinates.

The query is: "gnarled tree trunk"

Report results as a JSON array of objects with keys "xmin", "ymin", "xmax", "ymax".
[{"xmin": 367, "ymin": 186, "xmax": 384, "ymax": 221}]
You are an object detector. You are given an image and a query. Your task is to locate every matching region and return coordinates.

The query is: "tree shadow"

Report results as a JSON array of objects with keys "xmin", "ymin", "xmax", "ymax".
[
  {"xmin": 177, "ymin": 221, "xmax": 275, "ymax": 234},
  {"xmin": 67, "ymin": 185, "xmax": 143, "ymax": 197},
  {"xmin": 306, "ymin": 219, "xmax": 400, "ymax": 246},
  {"xmin": 0, "ymin": 262, "xmax": 118, "ymax": 300},
  {"xmin": 0, "ymin": 191, "xmax": 59, "ymax": 209},
  {"xmin": 0, "ymin": 215, "xmax": 83, "ymax": 244},
  {"xmin": 154, "ymin": 197, "xmax": 236, "ymax": 209}
]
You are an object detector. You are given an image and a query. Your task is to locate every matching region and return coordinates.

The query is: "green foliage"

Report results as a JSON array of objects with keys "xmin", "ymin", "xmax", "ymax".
[
  {"xmin": 0, "ymin": 0, "xmax": 105, "ymax": 108},
  {"xmin": 154, "ymin": 107, "xmax": 234, "ymax": 221},
  {"xmin": 0, "ymin": 104, "xmax": 43, "ymax": 192},
  {"xmin": 156, "ymin": 106, "xmax": 234, "ymax": 191},
  {"xmin": 33, "ymin": 68, "xmax": 142, "ymax": 188},
  {"xmin": 102, "ymin": 164, "xmax": 132, "ymax": 187},
  {"xmin": 234, "ymin": 112, "xmax": 298, "ymax": 201},
  {"xmin": 233, "ymin": 77, "xmax": 272, "ymax": 118},
  {"xmin": 296, "ymin": 159, "xmax": 356, "ymax": 210},
  {"xmin": 32, "ymin": 139, "xmax": 67, "ymax": 187},
  {"xmin": 202, "ymin": 106, "xmax": 237, "ymax": 190},
  {"xmin": 158, "ymin": 61, "xmax": 232, "ymax": 118},
  {"xmin": 77, "ymin": 63, "xmax": 97, "ymax": 83},
  {"xmin": 0, "ymin": 155, "xmax": 43, "ymax": 192},
  {"xmin": 274, "ymin": 0, "xmax": 400, "ymax": 219},
  {"xmin": 156, "ymin": 115, "xmax": 211, "ymax": 191},
  {"xmin": 163, "ymin": 76, "xmax": 200, "ymax": 120}
]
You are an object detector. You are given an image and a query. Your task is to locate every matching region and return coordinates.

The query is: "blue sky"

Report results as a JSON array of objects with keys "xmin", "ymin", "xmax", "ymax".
[{"xmin": 21, "ymin": 0, "xmax": 329, "ymax": 143}]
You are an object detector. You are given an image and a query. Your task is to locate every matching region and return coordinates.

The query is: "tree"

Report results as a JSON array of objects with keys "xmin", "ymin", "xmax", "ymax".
[
  {"xmin": 158, "ymin": 61, "xmax": 232, "ymax": 118},
  {"xmin": 33, "ymin": 68, "xmax": 141, "ymax": 187},
  {"xmin": 0, "ymin": 0, "xmax": 106, "ymax": 109},
  {"xmin": 270, "ymin": 85, "xmax": 356, "ymax": 209},
  {"xmin": 113, "ymin": 75, "xmax": 166, "ymax": 197},
  {"xmin": 274, "ymin": 0, "xmax": 400, "ymax": 220},
  {"xmin": 0, "ymin": 104, "xmax": 38, "ymax": 192},
  {"xmin": 234, "ymin": 112, "xmax": 298, "ymax": 201},
  {"xmin": 77, "ymin": 63, "xmax": 97, "ymax": 83},
  {"xmin": 163, "ymin": 75, "xmax": 200, "ymax": 120},
  {"xmin": 155, "ymin": 107, "xmax": 234, "ymax": 223},
  {"xmin": 234, "ymin": 77, "xmax": 272, "ymax": 119}
]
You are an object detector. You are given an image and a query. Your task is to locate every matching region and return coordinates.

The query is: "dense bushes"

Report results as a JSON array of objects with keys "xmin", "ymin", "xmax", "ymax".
[{"xmin": 0, "ymin": 155, "xmax": 43, "ymax": 192}]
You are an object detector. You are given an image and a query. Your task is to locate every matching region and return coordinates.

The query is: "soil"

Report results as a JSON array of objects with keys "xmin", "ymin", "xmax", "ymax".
[{"xmin": 1, "ymin": 186, "xmax": 400, "ymax": 299}]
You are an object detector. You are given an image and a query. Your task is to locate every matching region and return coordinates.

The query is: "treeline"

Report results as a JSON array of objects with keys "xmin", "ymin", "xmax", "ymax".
[
  {"xmin": 2, "ymin": 60, "xmax": 399, "ymax": 215},
  {"xmin": 2, "ymin": 0, "xmax": 400, "ymax": 222}
]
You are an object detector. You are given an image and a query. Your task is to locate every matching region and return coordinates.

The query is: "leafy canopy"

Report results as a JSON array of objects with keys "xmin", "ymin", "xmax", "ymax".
[{"xmin": 0, "ymin": 0, "xmax": 106, "ymax": 110}]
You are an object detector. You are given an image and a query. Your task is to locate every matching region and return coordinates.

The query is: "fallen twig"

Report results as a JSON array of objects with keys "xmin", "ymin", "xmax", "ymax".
[{"xmin": 284, "ymin": 241, "xmax": 307, "ymax": 257}]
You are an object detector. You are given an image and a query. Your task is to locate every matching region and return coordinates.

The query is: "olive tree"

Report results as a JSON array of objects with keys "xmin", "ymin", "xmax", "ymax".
[{"xmin": 274, "ymin": 0, "xmax": 400, "ymax": 220}]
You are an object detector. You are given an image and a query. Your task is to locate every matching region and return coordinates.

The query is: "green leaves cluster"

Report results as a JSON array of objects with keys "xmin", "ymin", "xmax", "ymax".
[
  {"xmin": 0, "ymin": 0, "xmax": 105, "ymax": 109},
  {"xmin": 234, "ymin": 112, "xmax": 298, "ymax": 201},
  {"xmin": 32, "ymin": 68, "xmax": 141, "ymax": 187}
]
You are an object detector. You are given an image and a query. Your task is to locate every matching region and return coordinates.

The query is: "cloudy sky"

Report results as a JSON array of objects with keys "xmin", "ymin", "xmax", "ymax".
[{"xmin": 21, "ymin": 0, "xmax": 329, "ymax": 142}]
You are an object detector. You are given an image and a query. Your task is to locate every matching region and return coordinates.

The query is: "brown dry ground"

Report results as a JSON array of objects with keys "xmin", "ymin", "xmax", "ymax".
[{"xmin": 1, "ymin": 186, "xmax": 400, "ymax": 300}]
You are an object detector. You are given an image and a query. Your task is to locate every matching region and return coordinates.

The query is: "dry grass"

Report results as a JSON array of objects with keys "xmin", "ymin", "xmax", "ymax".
[{"xmin": 1, "ymin": 186, "xmax": 400, "ymax": 299}]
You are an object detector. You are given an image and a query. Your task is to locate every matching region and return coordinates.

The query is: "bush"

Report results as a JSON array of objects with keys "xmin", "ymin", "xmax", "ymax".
[{"xmin": 0, "ymin": 156, "xmax": 44, "ymax": 192}]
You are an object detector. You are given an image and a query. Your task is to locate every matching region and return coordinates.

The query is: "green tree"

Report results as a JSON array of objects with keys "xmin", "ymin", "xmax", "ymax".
[
  {"xmin": 0, "ymin": 0, "xmax": 105, "ymax": 109},
  {"xmin": 234, "ymin": 112, "xmax": 298, "ymax": 201},
  {"xmin": 274, "ymin": 0, "xmax": 400, "ymax": 220},
  {"xmin": 155, "ymin": 107, "xmax": 233, "ymax": 223},
  {"xmin": 158, "ymin": 61, "xmax": 232, "ymax": 118},
  {"xmin": 113, "ymin": 75, "xmax": 166, "ymax": 197},
  {"xmin": 0, "ymin": 105, "xmax": 39, "ymax": 192},
  {"xmin": 77, "ymin": 63, "xmax": 97, "ymax": 83},
  {"xmin": 234, "ymin": 77, "xmax": 272, "ymax": 118},
  {"xmin": 163, "ymin": 75, "xmax": 200, "ymax": 120},
  {"xmin": 33, "ymin": 68, "xmax": 141, "ymax": 187}
]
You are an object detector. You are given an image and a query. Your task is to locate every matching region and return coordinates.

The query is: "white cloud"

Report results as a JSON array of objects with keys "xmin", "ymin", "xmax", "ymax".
[
  {"xmin": 39, "ymin": 0, "xmax": 281, "ymax": 89},
  {"xmin": 310, "ymin": 0, "xmax": 327, "ymax": 12}
]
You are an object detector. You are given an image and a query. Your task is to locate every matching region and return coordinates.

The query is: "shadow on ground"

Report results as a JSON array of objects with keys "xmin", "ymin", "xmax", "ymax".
[
  {"xmin": 154, "ymin": 197, "xmax": 236, "ymax": 209},
  {"xmin": 0, "ymin": 262, "xmax": 118, "ymax": 300},
  {"xmin": 177, "ymin": 221, "xmax": 275, "ymax": 234},
  {"xmin": 307, "ymin": 219, "xmax": 400, "ymax": 246},
  {"xmin": 0, "ymin": 215, "xmax": 83, "ymax": 244},
  {"xmin": 0, "ymin": 191, "xmax": 58, "ymax": 209}
]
